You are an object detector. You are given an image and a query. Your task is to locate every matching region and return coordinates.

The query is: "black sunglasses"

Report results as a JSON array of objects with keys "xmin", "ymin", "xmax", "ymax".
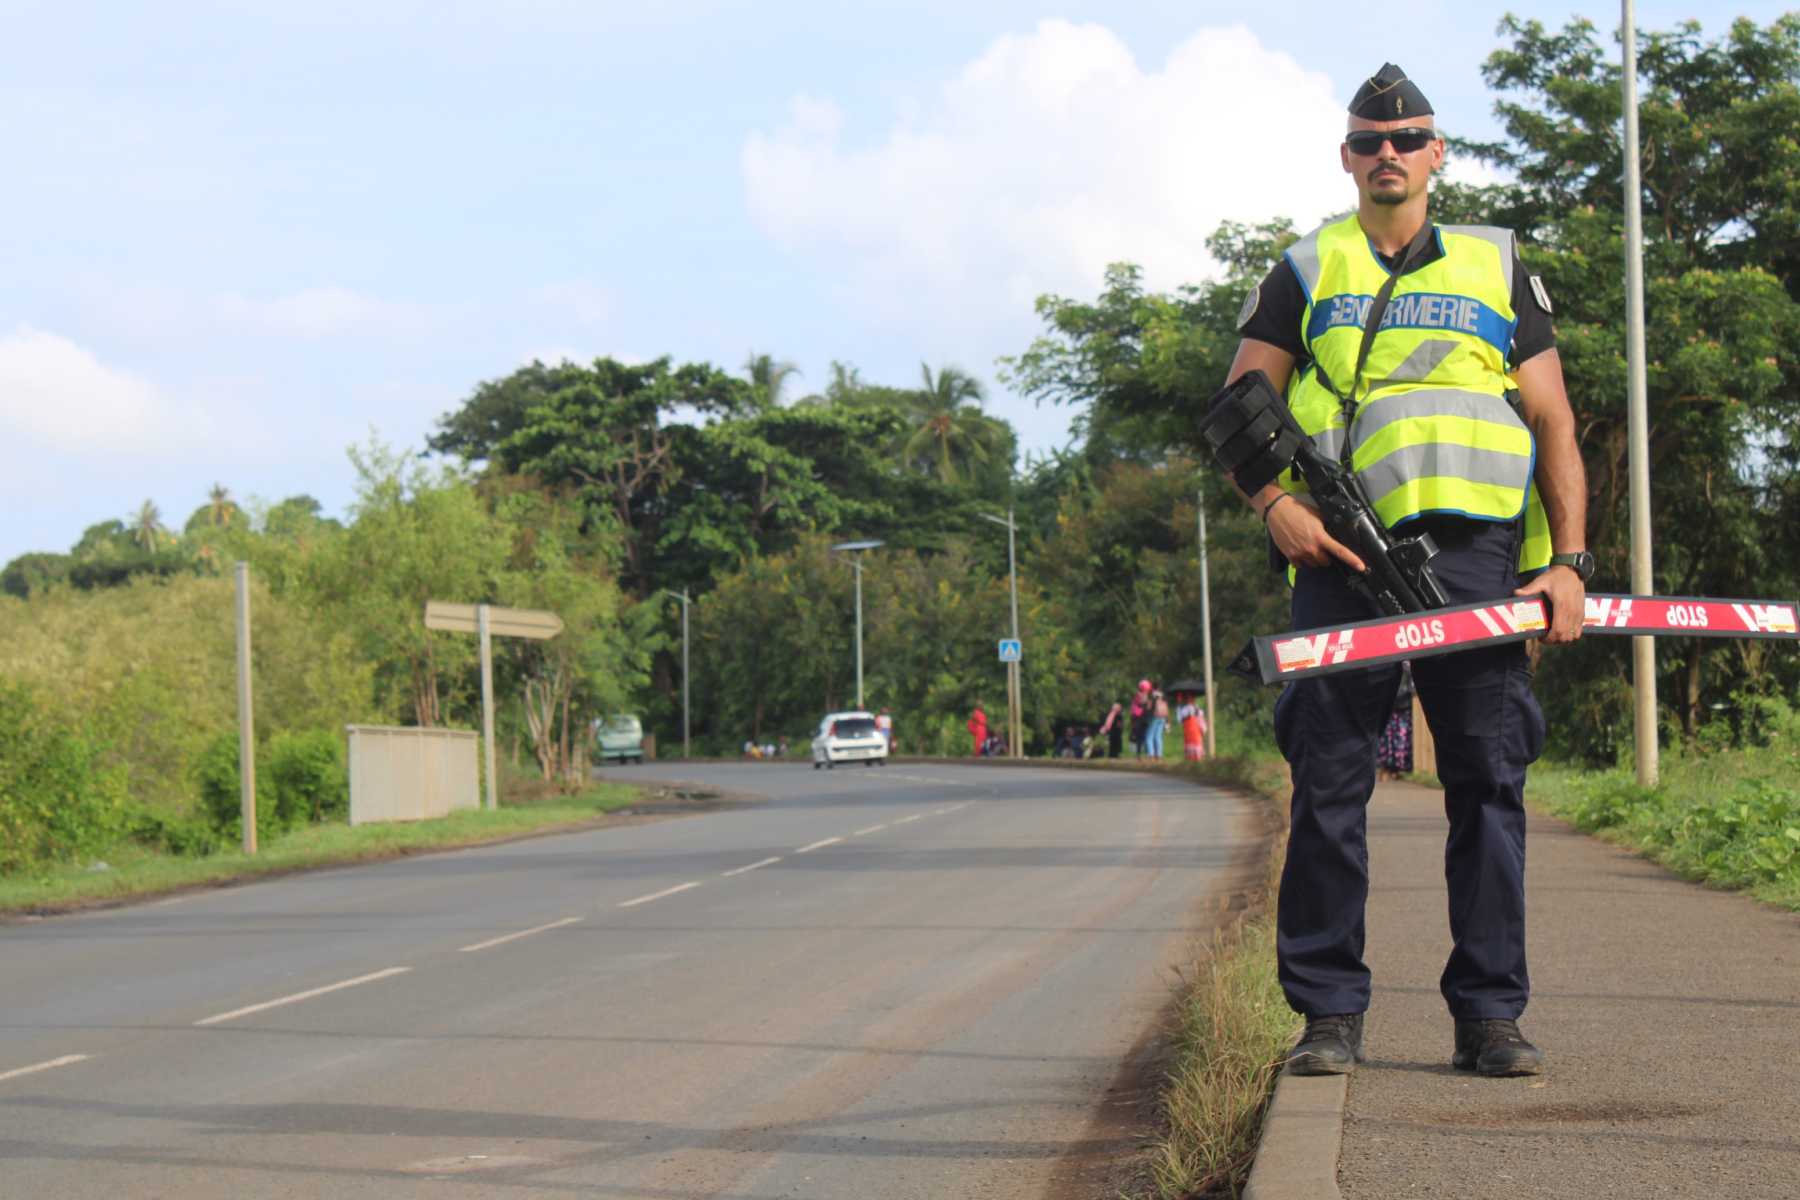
[{"xmin": 1345, "ymin": 127, "xmax": 1438, "ymax": 156}]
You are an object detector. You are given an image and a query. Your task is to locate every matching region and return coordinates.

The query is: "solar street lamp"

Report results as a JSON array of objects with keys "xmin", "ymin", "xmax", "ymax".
[{"xmin": 830, "ymin": 540, "xmax": 884, "ymax": 709}]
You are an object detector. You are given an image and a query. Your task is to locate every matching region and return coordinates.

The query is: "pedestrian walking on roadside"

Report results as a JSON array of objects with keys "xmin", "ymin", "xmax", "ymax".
[
  {"xmin": 876, "ymin": 707, "xmax": 894, "ymax": 753},
  {"xmin": 1216, "ymin": 63, "xmax": 1587, "ymax": 1078},
  {"xmin": 1090, "ymin": 701, "xmax": 1122, "ymax": 759},
  {"xmin": 1146, "ymin": 689, "xmax": 1170, "ymax": 759},
  {"xmin": 967, "ymin": 704, "xmax": 988, "ymax": 758},
  {"xmin": 1178, "ymin": 693, "xmax": 1207, "ymax": 761},
  {"xmin": 1128, "ymin": 683, "xmax": 1151, "ymax": 758}
]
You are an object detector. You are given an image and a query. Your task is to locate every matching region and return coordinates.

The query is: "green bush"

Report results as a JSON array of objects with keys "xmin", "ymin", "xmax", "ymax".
[
  {"xmin": 0, "ymin": 679, "xmax": 127, "ymax": 873},
  {"xmin": 123, "ymin": 804, "xmax": 221, "ymax": 857},
  {"xmin": 266, "ymin": 729, "xmax": 348, "ymax": 825},
  {"xmin": 195, "ymin": 731, "xmax": 282, "ymax": 845}
]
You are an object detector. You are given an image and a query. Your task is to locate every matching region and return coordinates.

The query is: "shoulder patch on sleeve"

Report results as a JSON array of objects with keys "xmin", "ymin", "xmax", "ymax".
[
  {"xmin": 1529, "ymin": 274, "xmax": 1553, "ymax": 315},
  {"xmin": 1236, "ymin": 284, "xmax": 1261, "ymax": 331}
]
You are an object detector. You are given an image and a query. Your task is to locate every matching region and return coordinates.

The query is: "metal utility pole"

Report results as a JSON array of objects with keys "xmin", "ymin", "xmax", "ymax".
[
  {"xmin": 830, "ymin": 541, "xmax": 884, "ymax": 710},
  {"xmin": 980, "ymin": 510, "xmax": 1024, "ymax": 759},
  {"xmin": 1197, "ymin": 490, "xmax": 1217, "ymax": 758},
  {"xmin": 234, "ymin": 562, "xmax": 257, "ymax": 854},
  {"xmin": 1622, "ymin": 0, "xmax": 1659, "ymax": 787},
  {"xmin": 663, "ymin": 589, "xmax": 691, "ymax": 758}
]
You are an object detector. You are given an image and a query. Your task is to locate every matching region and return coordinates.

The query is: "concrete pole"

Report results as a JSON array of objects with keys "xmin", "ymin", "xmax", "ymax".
[
  {"xmin": 853, "ymin": 559, "xmax": 865, "ymax": 710},
  {"xmin": 1621, "ymin": 0, "xmax": 1659, "ymax": 787},
  {"xmin": 478, "ymin": 603, "xmax": 499, "ymax": 809},
  {"xmin": 1006, "ymin": 508, "xmax": 1022, "ymax": 758},
  {"xmin": 681, "ymin": 591, "xmax": 691, "ymax": 759},
  {"xmin": 1198, "ymin": 490, "xmax": 1217, "ymax": 758},
  {"xmin": 234, "ymin": 562, "xmax": 257, "ymax": 855}
]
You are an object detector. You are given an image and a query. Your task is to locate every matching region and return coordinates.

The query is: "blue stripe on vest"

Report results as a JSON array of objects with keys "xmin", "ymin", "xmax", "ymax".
[{"xmin": 1307, "ymin": 291, "xmax": 1514, "ymax": 356}]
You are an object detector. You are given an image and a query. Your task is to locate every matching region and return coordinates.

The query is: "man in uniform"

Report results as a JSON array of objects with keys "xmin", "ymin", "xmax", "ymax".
[{"xmin": 1222, "ymin": 64, "xmax": 1591, "ymax": 1077}]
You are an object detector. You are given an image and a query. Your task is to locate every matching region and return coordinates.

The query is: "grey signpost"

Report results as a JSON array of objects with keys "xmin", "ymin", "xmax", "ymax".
[
  {"xmin": 424, "ymin": 601, "xmax": 565, "ymax": 809},
  {"xmin": 1197, "ymin": 489, "xmax": 1217, "ymax": 758},
  {"xmin": 979, "ymin": 510, "xmax": 1024, "ymax": 758},
  {"xmin": 235, "ymin": 562, "xmax": 257, "ymax": 854}
]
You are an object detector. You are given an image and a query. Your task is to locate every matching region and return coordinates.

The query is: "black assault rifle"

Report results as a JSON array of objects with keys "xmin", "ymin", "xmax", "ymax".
[{"xmin": 1200, "ymin": 370, "xmax": 1449, "ymax": 677}]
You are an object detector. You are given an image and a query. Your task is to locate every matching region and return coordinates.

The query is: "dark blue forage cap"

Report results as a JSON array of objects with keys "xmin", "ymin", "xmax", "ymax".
[{"xmin": 1349, "ymin": 63, "xmax": 1434, "ymax": 120}]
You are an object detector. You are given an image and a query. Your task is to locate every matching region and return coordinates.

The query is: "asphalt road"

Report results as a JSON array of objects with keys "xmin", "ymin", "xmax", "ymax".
[{"xmin": 1, "ymin": 761, "xmax": 1250, "ymax": 1199}]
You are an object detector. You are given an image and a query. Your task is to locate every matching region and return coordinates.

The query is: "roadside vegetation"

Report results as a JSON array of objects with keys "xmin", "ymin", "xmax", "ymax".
[
  {"xmin": 1529, "ymin": 700, "xmax": 1800, "ymax": 911},
  {"xmin": 0, "ymin": 771, "xmax": 641, "ymax": 916}
]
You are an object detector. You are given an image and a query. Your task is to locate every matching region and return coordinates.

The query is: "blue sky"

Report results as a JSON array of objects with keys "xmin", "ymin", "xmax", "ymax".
[{"xmin": 2, "ymin": 2, "xmax": 1784, "ymax": 561}]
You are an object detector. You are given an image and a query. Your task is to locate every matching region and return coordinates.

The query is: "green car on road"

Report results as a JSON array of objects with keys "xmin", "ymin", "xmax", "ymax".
[{"xmin": 594, "ymin": 714, "xmax": 645, "ymax": 764}]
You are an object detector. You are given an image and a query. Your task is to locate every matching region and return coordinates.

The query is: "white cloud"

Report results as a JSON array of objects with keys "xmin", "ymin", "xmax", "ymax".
[
  {"xmin": 742, "ymin": 20, "xmax": 1349, "ymax": 329},
  {"xmin": 215, "ymin": 285, "xmax": 430, "ymax": 339},
  {"xmin": 0, "ymin": 326, "xmax": 194, "ymax": 452}
]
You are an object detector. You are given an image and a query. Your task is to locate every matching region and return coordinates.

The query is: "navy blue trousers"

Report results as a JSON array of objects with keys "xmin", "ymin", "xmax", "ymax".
[{"xmin": 1273, "ymin": 518, "xmax": 1546, "ymax": 1020}]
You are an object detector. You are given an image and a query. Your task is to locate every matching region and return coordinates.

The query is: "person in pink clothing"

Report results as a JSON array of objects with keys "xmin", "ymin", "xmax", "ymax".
[{"xmin": 1177, "ymin": 692, "xmax": 1208, "ymax": 761}]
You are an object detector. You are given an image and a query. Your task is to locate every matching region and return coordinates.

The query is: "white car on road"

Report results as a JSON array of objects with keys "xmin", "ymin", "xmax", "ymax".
[{"xmin": 812, "ymin": 711, "xmax": 889, "ymax": 769}]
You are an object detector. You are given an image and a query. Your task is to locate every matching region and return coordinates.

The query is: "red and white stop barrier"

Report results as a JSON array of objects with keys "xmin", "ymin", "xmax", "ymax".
[{"xmin": 1241, "ymin": 594, "xmax": 1800, "ymax": 684}]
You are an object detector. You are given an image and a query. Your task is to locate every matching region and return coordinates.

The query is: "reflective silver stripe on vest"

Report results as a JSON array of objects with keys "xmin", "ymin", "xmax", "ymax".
[
  {"xmin": 1439, "ymin": 224, "xmax": 1514, "ymax": 267},
  {"xmin": 1285, "ymin": 226, "xmax": 1327, "ymax": 298},
  {"xmin": 1358, "ymin": 442, "xmax": 1533, "ymax": 507},
  {"xmin": 1367, "ymin": 338, "xmax": 1460, "ymax": 390},
  {"xmin": 1349, "ymin": 386, "xmax": 1529, "ymax": 448},
  {"xmin": 1309, "ymin": 425, "xmax": 1347, "ymax": 462}
]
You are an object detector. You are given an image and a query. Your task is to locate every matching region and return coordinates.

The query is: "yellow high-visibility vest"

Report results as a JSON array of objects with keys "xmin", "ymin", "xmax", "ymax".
[{"xmin": 1280, "ymin": 212, "xmax": 1551, "ymax": 572}]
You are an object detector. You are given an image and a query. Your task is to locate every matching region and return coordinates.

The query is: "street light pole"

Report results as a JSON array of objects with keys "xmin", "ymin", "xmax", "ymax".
[
  {"xmin": 1621, "ymin": 0, "xmax": 1659, "ymax": 787},
  {"xmin": 980, "ymin": 510, "xmax": 1023, "ymax": 759},
  {"xmin": 830, "ymin": 540, "xmax": 884, "ymax": 711},
  {"xmin": 662, "ymin": 589, "xmax": 691, "ymax": 758}
]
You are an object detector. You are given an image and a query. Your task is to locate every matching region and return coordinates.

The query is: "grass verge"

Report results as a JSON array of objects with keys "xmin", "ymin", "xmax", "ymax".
[
  {"xmin": 1138, "ymin": 753, "xmax": 1301, "ymax": 1200},
  {"xmin": 0, "ymin": 780, "xmax": 645, "ymax": 917},
  {"xmin": 1528, "ymin": 752, "xmax": 1800, "ymax": 912}
]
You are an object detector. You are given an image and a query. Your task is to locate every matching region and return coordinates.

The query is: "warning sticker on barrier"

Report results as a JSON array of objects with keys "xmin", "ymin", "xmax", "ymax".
[{"xmin": 1241, "ymin": 594, "xmax": 1800, "ymax": 684}]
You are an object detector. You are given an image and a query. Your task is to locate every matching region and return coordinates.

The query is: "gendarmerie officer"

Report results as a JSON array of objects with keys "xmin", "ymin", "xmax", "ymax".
[{"xmin": 1223, "ymin": 64, "xmax": 1591, "ymax": 1077}]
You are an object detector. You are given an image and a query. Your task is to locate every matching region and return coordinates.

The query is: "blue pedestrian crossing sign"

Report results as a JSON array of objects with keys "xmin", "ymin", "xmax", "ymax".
[{"xmin": 998, "ymin": 639, "xmax": 1022, "ymax": 662}]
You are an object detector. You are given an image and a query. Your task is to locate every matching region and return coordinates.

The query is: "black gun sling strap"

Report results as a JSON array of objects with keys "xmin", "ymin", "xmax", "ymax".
[{"xmin": 1314, "ymin": 218, "xmax": 1437, "ymax": 465}]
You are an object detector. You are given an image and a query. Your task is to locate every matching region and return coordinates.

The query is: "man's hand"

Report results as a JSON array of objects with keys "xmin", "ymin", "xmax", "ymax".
[
  {"xmin": 1267, "ymin": 495, "xmax": 1367, "ymax": 573},
  {"xmin": 1515, "ymin": 565, "xmax": 1585, "ymax": 644}
]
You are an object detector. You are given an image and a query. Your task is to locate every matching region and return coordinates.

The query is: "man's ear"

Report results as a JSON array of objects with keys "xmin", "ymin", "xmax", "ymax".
[{"xmin": 1341, "ymin": 142, "xmax": 1354, "ymax": 174}]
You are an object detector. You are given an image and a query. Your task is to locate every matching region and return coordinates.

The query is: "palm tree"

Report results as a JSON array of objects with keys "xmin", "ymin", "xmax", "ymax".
[
  {"xmin": 901, "ymin": 363, "xmax": 999, "ymax": 484},
  {"xmin": 205, "ymin": 483, "xmax": 237, "ymax": 528},
  {"xmin": 744, "ymin": 352, "xmax": 802, "ymax": 409},
  {"xmin": 131, "ymin": 500, "xmax": 165, "ymax": 552}
]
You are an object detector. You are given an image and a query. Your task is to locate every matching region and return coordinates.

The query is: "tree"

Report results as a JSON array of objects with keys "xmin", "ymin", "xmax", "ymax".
[
  {"xmin": 1452, "ymin": 14, "xmax": 1800, "ymax": 754},
  {"xmin": 130, "ymin": 501, "xmax": 166, "ymax": 553},
  {"xmin": 744, "ymin": 351, "xmax": 803, "ymax": 410},
  {"xmin": 899, "ymin": 363, "xmax": 1008, "ymax": 485}
]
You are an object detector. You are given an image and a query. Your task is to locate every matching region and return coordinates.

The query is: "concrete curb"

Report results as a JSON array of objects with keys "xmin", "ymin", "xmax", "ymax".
[{"xmin": 1241, "ymin": 1069, "xmax": 1346, "ymax": 1200}]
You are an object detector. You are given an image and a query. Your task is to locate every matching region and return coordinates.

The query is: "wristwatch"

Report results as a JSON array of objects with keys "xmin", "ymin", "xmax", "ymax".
[{"xmin": 1548, "ymin": 550, "xmax": 1596, "ymax": 582}]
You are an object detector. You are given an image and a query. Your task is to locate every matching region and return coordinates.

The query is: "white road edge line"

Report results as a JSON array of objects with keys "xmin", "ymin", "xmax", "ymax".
[
  {"xmin": 935, "ymin": 802, "xmax": 972, "ymax": 814},
  {"xmin": 0, "ymin": 1054, "xmax": 91, "ymax": 1084},
  {"xmin": 194, "ymin": 967, "xmax": 412, "ymax": 1027},
  {"xmin": 459, "ymin": 916, "xmax": 582, "ymax": 953},
  {"xmin": 892, "ymin": 813, "xmax": 925, "ymax": 825},
  {"xmin": 618, "ymin": 881, "xmax": 701, "ymax": 908},
  {"xmin": 852, "ymin": 824, "xmax": 888, "ymax": 836},
  {"xmin": 721, "ymin": 856, "xmax": 782, "ymax": 877},
  {"xmin": 795, "ymin": 836, "xmax": 844, "ymax": 853}
]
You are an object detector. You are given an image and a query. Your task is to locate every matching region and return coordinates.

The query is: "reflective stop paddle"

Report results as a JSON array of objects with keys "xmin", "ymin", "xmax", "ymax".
[{"xmin": 1234, "ymin": 594, "xmax": 1800, "ymax": 684}]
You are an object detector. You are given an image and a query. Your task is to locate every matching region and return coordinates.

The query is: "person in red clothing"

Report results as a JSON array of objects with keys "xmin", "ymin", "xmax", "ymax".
[{"xmin": 967, "ymin": 704, "xmax": 988, "ymax": 756}]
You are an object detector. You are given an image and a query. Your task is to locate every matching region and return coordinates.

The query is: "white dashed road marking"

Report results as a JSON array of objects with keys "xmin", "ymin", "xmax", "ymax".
[
  {"xmin": 852, "ymin": 824, "xmax": 888, "ymax": 836},
  {"xmin": 795, "ymin": 837, "xmax": 844, "ymax": 854},
  {"xmin": 194, "ymin": 967, "xmax": 413, "ymax": 1026},
  {"xmin": 459, "ymin": 916, "xmax": 582, "ymax": 953},
  {"xmin": 892, "ymin": 814, "xmax": 925, "ymax": 825},
  {"xmin": 618, "ymin": 882, "xmax": 701, "ymax": 908},
  {"xmin": 721, "ymin": 856, "xmax": 782, "ymax": 877},
  {"xmin": 0, "ymin": 1054, "xmax": 91, "ymax": 1085}
]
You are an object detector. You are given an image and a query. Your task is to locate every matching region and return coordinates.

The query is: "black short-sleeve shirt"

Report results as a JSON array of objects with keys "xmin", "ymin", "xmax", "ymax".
[{"xmin": 1236, "ymin": 225, "xmax": 1555, "ymax": 371}]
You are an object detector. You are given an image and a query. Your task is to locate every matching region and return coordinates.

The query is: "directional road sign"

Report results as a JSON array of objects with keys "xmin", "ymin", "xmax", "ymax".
[
  {"xmin": 425, "ymin": 601, "xmax": 563, "ymax": 640},
  {"xmin": 998, "ymin": 639, "xmax": 1022, "ymax": 663}
]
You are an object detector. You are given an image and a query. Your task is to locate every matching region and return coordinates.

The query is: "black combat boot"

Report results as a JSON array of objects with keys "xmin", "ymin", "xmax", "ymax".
[
  {"xmin": 1452, "ymin": 1018, "xmax": 1545, "ymax": 1077},
  {"xmin": 1286, "ymin": 1012, "xmax": 1365, "ymax": 1075}
]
